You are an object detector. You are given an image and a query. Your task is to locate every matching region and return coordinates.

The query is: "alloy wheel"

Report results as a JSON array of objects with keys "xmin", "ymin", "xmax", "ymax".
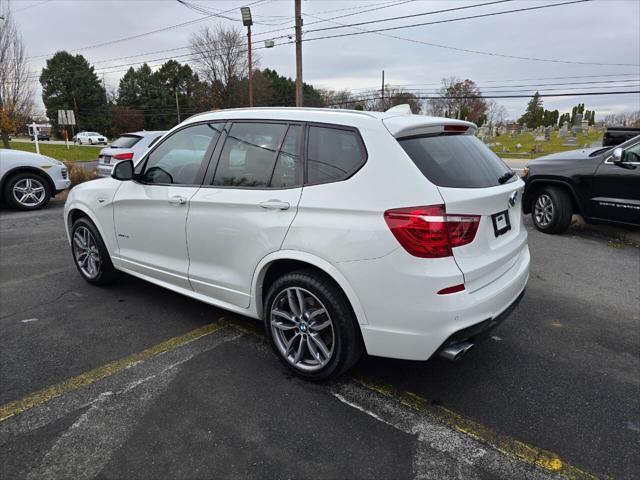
[
  {"xmin": 270, "ymin": 287, "xmax": 335, "ymax": 372},
  {"xmin": 534, "ymin": 193, "xmax": 554, "ymax": 227},
  {"xmin": 12, "ymin": 178, "xmax": 46, "ymax": 207},
  {"xmin": 73, "ymin": 226, "xmax": 101, "ymax": 279}
]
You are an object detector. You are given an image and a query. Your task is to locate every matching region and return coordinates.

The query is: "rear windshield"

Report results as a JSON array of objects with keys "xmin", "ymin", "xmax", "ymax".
[
  {"xmin": 110, "ymin": 135, "xmax": 141, "ymax": 148},
  {"xmin": 398, "ymin": 134, "xmax": 513, "ymax": 188}
]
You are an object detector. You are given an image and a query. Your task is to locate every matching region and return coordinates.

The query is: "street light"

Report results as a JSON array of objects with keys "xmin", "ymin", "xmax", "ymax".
[{"xmin": 241, "ymin": 7, "xmax": 253, "ymax": 107}]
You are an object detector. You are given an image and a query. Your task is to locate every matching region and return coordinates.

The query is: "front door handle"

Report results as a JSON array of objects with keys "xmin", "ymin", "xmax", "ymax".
[
  {"xmin": 259, "ymin": 200, "xmax": 290, "ymax": 210},
  {"xmin": 168, "ymin": 195, "xmax": 187, "ymax": 206}
]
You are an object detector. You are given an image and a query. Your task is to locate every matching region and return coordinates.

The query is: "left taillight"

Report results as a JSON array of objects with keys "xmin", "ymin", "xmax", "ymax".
[
  {"xmin": 113, "ymin": 152, "xmax": 134, "ymax": 161},
  {"xmin": 383, "ymin": 204, "xmax": 480, "ymax": 258}
]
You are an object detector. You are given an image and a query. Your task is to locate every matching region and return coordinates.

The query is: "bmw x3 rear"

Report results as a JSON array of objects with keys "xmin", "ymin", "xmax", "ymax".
[{"xmin": 64, "ymin": 106, "xmax": 529, "ymax": 380}]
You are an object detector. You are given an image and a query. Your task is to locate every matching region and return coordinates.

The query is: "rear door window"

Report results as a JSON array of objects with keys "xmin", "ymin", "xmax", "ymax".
[
  {"xmin": 212, "ymin": 122, "xmax": 288, "ymax": 188},
  {"xmin": 398, "ymin": 134, "xmax": 513, "ymax": 188},
  {"xmin": 306, "ymin": 126, "xmax": 366, "ymax": 185},
  {"xmin": 111, "ymin": 135, "xmax": 142, "ymax": 148}
]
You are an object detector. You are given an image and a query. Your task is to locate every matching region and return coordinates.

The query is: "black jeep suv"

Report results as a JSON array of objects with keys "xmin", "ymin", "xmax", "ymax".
[{"xmin": 523, "ymin": 135, "xmax": 639, "ymax": 234}]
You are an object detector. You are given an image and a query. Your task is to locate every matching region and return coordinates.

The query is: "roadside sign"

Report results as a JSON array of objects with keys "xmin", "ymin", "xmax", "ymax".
[{"xmin": 57, "ymin": 110, "xmax": 76, "ymax": 126}]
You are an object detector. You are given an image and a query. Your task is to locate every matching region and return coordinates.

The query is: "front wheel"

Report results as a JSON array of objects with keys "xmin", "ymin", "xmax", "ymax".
[
  {"xmin": 71, "ymin": 217, "xmax": 120, "ymax": 285},
  {"xmin": 3, "ymin": 173, "xmax": 51, "ymax": 210},
  {"xmin": 531, "ymin": 186, "xmax": 573, "ymax": 234},
  {"xmin": 264, "ymin": 269, "xmax": 363, "ymax": 380}
]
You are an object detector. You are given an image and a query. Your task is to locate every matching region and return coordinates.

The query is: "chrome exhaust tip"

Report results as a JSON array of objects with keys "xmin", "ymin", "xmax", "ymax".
[{"xmin": 439, "ymin": 341, "xmax": 474, "ymax": 361}]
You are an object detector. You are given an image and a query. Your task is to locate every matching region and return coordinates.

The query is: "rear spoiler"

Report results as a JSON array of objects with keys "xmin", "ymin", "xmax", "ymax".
[{"xmin": 383, "ymin": 116, "xmax": 476, "ymax": 139}]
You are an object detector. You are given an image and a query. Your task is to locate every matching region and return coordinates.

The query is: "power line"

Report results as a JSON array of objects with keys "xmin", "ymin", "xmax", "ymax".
[
  {"xmin": 290, "ymin": 0, "xmax": 636, "ymax": 68},
  {"xmin": 27, "ymin": 0, "xmax": 269, "ymax": 59},
  {"xmin": 304, "ymin": 8, "xmax": 638, "ymax": 69},
  {"xmin": 49, "ymin": 0, "xmax": 417, "ymax": 68},
  {"xmin": 324, "ymin": 90, "xmax": 640, "ymax": 107}
]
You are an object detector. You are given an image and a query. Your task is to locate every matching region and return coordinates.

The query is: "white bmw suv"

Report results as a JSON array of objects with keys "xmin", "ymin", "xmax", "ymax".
[{"xmin": 64, "ymin": 107, "xmax": 529, "ymax": 379}]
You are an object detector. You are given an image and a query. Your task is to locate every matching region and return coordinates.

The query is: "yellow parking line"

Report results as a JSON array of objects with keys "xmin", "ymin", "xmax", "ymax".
[
  {"xmin": 222, "ymin": 319, "xmax": 602, "ymax": 479},
  {"xmin": 352, "ymin": 375, "xmax": 603, "ymax": 480},
  {"xmin": 0, "ymin": 321, "xmax": 224, "ymax": 423}
]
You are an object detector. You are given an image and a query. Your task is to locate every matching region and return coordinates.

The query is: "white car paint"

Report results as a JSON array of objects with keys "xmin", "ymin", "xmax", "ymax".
[
  {"xmin": 65, "ymin": 107, "xmax": 529, "ymax": 363},
  {"xmin": 0, "ymin": 148, "xmax": 71, "ymax": 200},
  {"xmin": 76, "ymin": 132, "xmax": 107, "ymax": 145}
]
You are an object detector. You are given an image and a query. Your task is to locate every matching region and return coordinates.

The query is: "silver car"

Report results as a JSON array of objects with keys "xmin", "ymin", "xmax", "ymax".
[{"xmin": 97, "ymin": 131, "xmax": 166, "ymax": 177}]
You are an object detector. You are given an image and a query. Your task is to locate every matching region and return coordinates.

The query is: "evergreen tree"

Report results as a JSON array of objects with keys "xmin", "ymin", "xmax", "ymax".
[
  {"xmin": 518, "ymin": 92, "xmax": 544, "ymax": 128},
  {"xmin": 40, "ymin": 51, "xmax": 109, "ymax": 135}
]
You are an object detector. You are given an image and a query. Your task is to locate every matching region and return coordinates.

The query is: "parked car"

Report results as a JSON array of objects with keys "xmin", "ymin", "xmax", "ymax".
[
  {"xmin": 0, "ymin": 149, "xmax": 70, "ymax": 210},
  {"xmin": 523, "ymin": 134, "xmax": 640, "ymax": 233},
  {"xmin": 76, "ymin": 132, "xmax": 107, "ymax": 145},
  {"xmin": 602, "ymin": 126, "xmax": 640, "ymax": 147},
  {"xmin": 32, "ymin": 131, "xmax": 50, "ymax": 141},
  {"xmin": 97, "ymin": 131, "xmax": 166, "ymax": 177},
  {"xmin": 64, "ymin": 107, "xmax": 529, "ymax": 380}
]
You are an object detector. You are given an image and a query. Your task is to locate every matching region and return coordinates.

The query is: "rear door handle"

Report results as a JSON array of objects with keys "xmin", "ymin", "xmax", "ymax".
[
  {"xmin": 259, "ymin": 200, "xmax": 290, "ymax": 210},
  {"xmin": 168, "ymin": 195, "xmax": 187, "ymax": 206}
]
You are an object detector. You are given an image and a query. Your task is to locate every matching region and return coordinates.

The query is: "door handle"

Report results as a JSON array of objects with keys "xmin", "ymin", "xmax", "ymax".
[
  {"xmin": 259, "ymin": 200, "xmax": 290, "ymax": 210},
  {"xmin": 168, "ymin": 195, "xmax": 187, "ymax": 206}
]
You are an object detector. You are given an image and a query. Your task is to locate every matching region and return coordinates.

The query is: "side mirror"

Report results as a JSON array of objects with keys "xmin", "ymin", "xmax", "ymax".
[
  {"xmin": 111, "ymin": 159, "xmax": 134, "ymax": 181},
  {"xmin": 611, "ymin": 147, "xmax": 624, "ymax": 163}
]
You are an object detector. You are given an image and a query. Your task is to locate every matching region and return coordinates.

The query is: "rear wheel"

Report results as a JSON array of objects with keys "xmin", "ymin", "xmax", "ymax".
[
  {"xmin": 264, "ymin": 269, "xmax": 363, "ymax": 380},
  {"xmin": 3, "ymin": 172, "xmax": 51, "ymax": 210},
  {"xmin": 71, "ymin": 217, "xmax": 120, "ymax": 285},
  {"xmin": 531, "ymin": 186, "xmax": 572, "ymax": 234}
]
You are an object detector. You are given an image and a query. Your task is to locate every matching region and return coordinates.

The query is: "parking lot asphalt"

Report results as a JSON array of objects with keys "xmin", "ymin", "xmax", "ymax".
[{"xmin": 0, "ymin": 203, "xmax": 638, "ymax": 479}]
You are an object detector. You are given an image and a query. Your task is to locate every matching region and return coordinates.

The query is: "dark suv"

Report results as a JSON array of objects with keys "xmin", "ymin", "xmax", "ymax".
[{"xmin": 523, "ymin": 135, "xmax": 639, "ymax": 233}]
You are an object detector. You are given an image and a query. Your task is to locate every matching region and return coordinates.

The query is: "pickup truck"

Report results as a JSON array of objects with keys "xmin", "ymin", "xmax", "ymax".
[
  {"xmin": 522, "ymin": 135, "xmax": 639, "ymax": 233},
  {"xmin": 602, "ymin": 126, "xmax": 640, "ymax": 147}
]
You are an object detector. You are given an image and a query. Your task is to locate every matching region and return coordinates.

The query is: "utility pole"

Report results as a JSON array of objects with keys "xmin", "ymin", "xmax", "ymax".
[
  {"xmin": 381, "ymin": 70, "xmax": 385, "ymax": 110},
  {"xmin": 175, "ymin": 90, "xmax": 181, "ymax": 123},
  {"xmin": 294, "ymin": 0, "xmax": 303, "ymax": 107},
  {"xmin": 241, "ymin": 7, "xmax": 254, "ymax": 107}
]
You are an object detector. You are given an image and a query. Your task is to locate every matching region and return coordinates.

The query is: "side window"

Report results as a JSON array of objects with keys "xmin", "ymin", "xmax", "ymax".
[
  {"xmin": 623, "ymin": 142, "xmax": 640, "ymax": 162},
  {"xmin": 307, "ymin": 126, "xmax": 365, "ymax": 185},
  {"xmin": 212, "ymin": 122, "xmax": 287, "ymax": 187},
  {"xmin": 271, "ymin": 125, "xmax": 302, "ymax": 188},
  {"xmin": 140, "ymin": 123, "xmax": 221, "ymax": 185}
]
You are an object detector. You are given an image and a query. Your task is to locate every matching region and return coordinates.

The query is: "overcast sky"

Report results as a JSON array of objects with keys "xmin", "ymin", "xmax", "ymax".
[{"xmin": 9, "ymin": 0, "xmax": 640, "ymax": 120}]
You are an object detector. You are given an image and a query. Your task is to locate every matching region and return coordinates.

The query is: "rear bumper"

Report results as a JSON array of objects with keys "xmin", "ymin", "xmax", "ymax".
[
  {"xmin": 437, "ymin": 288, "xmax": 525, "ymax": 352},
  {"xmin": 96, "ymin": 164, "xmax": 113, "ymax": 177},
  {"xmin": 339, "ymin": 244, "xmax": 530, "ymax": 361}
]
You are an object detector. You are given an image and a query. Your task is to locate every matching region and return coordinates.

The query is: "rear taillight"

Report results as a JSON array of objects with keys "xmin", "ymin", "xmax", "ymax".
[
  {"xmin": 113, "ymin": 152, "xmax": 134, "ymax": 160},
  {"xmin": 383, "ymin": 205, "xmax": 480, "ymax": 258}
]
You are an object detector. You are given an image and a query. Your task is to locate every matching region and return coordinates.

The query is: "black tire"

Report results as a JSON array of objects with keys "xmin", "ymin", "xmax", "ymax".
[
  {"xmin": 3, "ymin": 172, "xmax": 51, "ymax": 211},
  {"xmin": 70, "ymin": 217, "xmax": 120, "ymax": 285},
  {"xmin": 531, "ymin": 186, "xmax": 573, "ymax": 234},
  {"xmin": 264, "ymin": 269, "xmax": 363, "ymax": 381}
]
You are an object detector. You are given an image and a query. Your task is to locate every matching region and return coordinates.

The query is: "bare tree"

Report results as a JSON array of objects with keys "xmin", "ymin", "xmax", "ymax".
[
  {"xmin": 189, "ymin": 25, "xmax": 257, "ymax": 109},
  {"xmin": 485, "ymin": 100, "xmax": 508, "ymax": 127},
  {"xmin": 0, "ymin": 4, "xmax": 34, "ymax": 148},
  {"xmin": 427, "ymin": 77, "xmax": 487, "ymax": 124},
  {"xmin": 603, "ymin": 111, "xmax": 640, "ymax": 127}
]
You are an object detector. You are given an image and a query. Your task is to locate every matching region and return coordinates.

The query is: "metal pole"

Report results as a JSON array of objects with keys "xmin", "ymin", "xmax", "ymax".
[
  {"xmin": 381, "ymin": 70, "xmax": 385, "ymax": 110},
  {"xmin": 248, "ymin": 25, "xmax": 253, "ymax": 107},
  {"xmin": 175, "ymin": 90, "xmax": 181, "ymax": 123},
  {"xmin": 31, "ymin": 122, "xmax": 40, "ymax": 155},
  {"xmin": 295, "ymin": 0, "xmax": 303, "ymax": 107}
]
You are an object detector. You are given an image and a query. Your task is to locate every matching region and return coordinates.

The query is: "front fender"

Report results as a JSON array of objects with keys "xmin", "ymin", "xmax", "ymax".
[
  {"xmin": 64, "ymin": 181, "xmax": 121, "ymax": 264},
  {"xmin": 250, "ymin": 250, "xmax": 368, "ymax": 325}
]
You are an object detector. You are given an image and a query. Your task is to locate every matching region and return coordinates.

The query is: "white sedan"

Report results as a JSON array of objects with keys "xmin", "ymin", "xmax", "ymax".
[
  {"xmin": 76, "ymin": 132, "xmax": 107, "ymax": 145},
  {"xmin": 0, "ymin": 149, "xmax": 71, "ymax": 210}
]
